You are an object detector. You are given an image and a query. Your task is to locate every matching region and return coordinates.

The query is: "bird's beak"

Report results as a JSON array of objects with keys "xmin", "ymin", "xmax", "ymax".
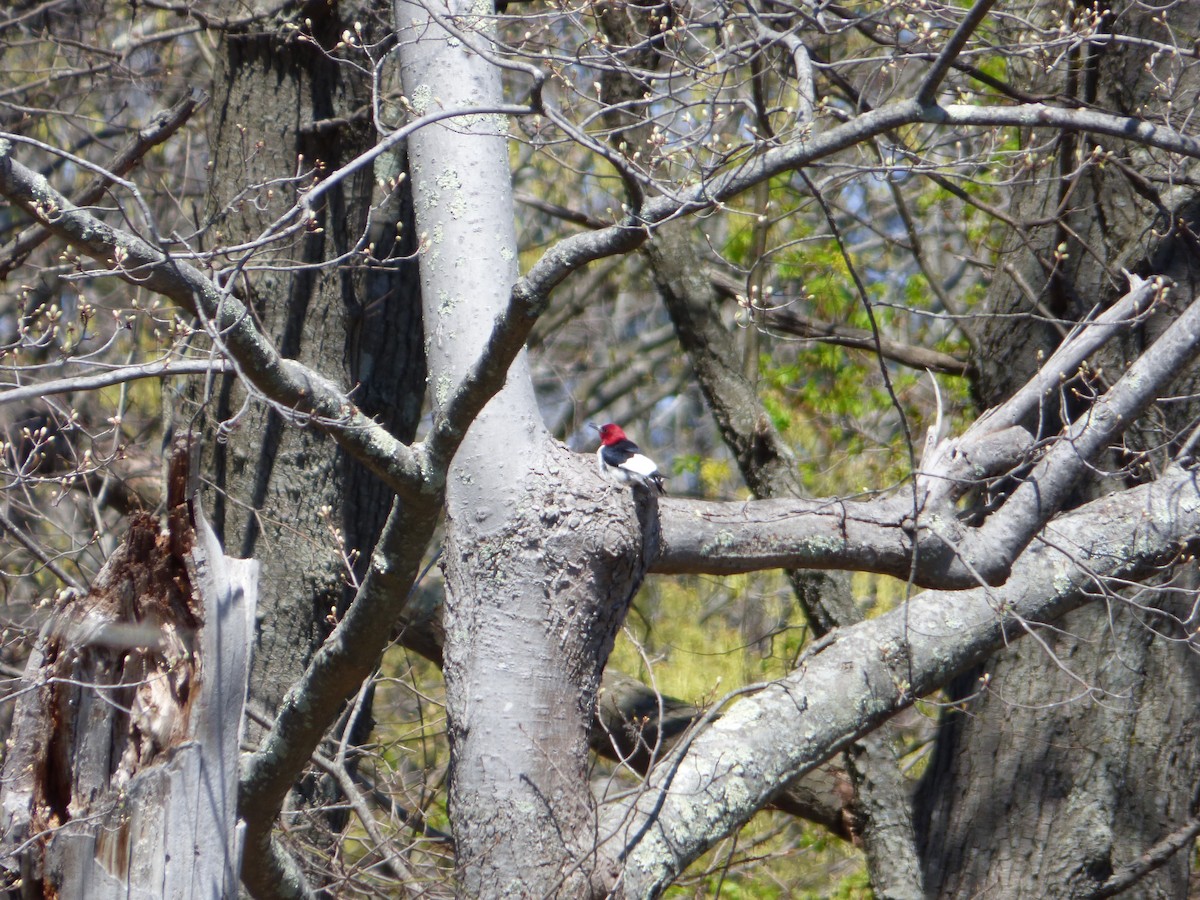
[{"xmin": 588, "ymin": 422, "xmax": 600, "ymax": 433}]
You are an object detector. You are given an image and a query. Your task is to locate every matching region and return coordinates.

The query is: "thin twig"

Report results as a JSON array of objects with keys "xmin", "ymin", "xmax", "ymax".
[
  {"xmin": 0, "ymin": 358, "xmax": 232, "ymax": 408},
  {"xmin": 0, "ymin": 507, "xmax": 84, "ymax": 591}
]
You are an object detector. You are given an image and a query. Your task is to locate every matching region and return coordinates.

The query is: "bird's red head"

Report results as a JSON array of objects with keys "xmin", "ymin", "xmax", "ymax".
[{"xmin": 596, "ymin": 423, "xmax": 627, "ymax": 446}]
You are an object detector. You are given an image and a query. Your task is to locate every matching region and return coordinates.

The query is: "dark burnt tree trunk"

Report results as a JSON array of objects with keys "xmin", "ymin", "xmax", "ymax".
[{"xmin": 0, "ymin": 451, "xmax": 257, "ymax": 899}]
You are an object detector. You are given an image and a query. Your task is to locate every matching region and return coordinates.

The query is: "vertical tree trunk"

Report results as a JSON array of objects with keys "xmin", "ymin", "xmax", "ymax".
[
  {"xmin": 199, "ymin": 7, "xmax": 426, "ymax": 891},
  {"xmin": 917, "ymin": 593, "xmax": 1200, "ymax": 898},
  {"xmin": 917, "ymin": 7, "xmax": 1200, "ymax": 895},
  {"xmin": 396, "ymin": 3, "xmax": 652, "ymax": 893},
  {"xmin": 199, "ymin": 2, "xmax": 424, "ymax": 726}
]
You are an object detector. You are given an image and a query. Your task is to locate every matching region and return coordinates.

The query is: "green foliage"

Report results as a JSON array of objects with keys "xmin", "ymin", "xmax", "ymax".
[
  {"xmin": 610, "ymin": 574, "xmax": 796, "ymax": 703},
  {"xmin": 372, "ymin": 643, "xmax": 453, "ymax": 833},
  {"xmin": 803, "ymin": 868, "xmax": 874, "ymax": 900},
  {"xmin": 657, "ymin": 812, "xmax": 869, "ymax": 899}
]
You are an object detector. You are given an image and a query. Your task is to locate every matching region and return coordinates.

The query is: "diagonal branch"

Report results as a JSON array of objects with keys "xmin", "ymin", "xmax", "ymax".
[
  {"xmin": 390, "ymin": 91, "xmax": 1200, "ymax": 472},
  {"xmin": 638, "ymin": 100, "xmax": 1200, "ymax": 230},
  {"xmin": 0, "ymin": 139, "xmax": 428, "ymax": 499},
  {"xmin": 609, "ymin": 466, "xmax": 1200, "ymax": 896},
  {"xmin": 237, "ymin": 489, "xmax": 442, "ymax": 900},
  {"xmin": 968, "ymin": 277, "xmax": 1158, "ymax": 437},
  {"xmin": 1090, "ymin": 813, "xmax": 1200, "ymax": 899},
  {"xmin": 0, "ymin": 89, "xmax": 205, "ymax": 280},
  {"xmin": 504, "ymin": 97, "xmax": 1200, "ymax": 349},
  {"xmin": 763, "ymin": 305, "xmax": 969, "ymax": 375},
  {"xmin": 950, "ymin": 283, "xmax": 1199, "ymax": 581},
  {"xmin": 915, "ymin": 275, "xmax": 1161, "ymax": 509},
  {"xmin": 708, "ymin": 270, "xmax": 970, "ymax": 376},
  {"xmin": 915, "ymin": 0, "xmax": 999, "ymax": 107},
  {"xmin": 424, "ymin": 221, "xmax": 647, "ymax": 472},
  {"xmin": 0, "ymin": 507, "xmax": 84, "ymax": 592}
]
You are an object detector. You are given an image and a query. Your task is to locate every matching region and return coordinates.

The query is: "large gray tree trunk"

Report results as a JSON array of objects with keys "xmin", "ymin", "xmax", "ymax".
[
  {"xmin": 396, "ymin": 3, "xmax": 652, "ymax": 894},
  {"xmin": 916, "ymin": 7, "xmax": 1200, "ymax": 896}
]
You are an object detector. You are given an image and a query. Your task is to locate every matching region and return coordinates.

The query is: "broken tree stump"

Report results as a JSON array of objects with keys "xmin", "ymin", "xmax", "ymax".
[{"xmin": 0, "ymin": 448, "xmax": 257, "ymax": 899}]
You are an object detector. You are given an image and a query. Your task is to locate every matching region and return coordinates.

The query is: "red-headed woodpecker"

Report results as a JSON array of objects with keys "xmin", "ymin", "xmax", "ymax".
[{"xmin": 592, "ymin": 423, "xmax": 666, "ymax": 493}]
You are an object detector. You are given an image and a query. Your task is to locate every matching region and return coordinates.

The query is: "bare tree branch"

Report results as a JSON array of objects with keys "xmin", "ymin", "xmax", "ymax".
[
  {"xmin": 915, "ymin": 0, "xmax": 999, "ymax": 106},
  {"xmin": 1089, "ymin": 813, "xmax": 1200, "ymax": 898},
  {"xmin": 0, "ymin": 358, "xmax": 232, "ymax": 408},
  {"xmin": 508, "ymin": 97, "xmax": 1200, "ymax": 336},
  {"xmin": 758, "ymin": 306, "xmax": 969, "ymax": 375},
  {"xmin": 653, "ymin": 276, "xmax": 1182, "ymax": 591},
  {"xmin": 0, "ymin": 140, "xmax": 427, "ymax": 498},
  {"xmin": 610, "ymin": 466, "xmax": 1200, "ymax": 895},
  {"xmin": 637, "ymin": 101, "xmax": 1200, "ymax": 230},
  {"xmin": 0, "ymin": 89, "xmax": 205, "ymax": 280},
  {"xmin": 949, "ymin": 284, "xmax": 1199, "ymax": 582},
  {"xmin": 238, "ymin": 494, "xmax": 441, "ymax": 900},
  {"xmin": 709, "ymin": 271, "xmax": 970, "ymax": 376},
  {"xmin": 0, "ymin": 506, "xmax": 84, "ymax": 591}
]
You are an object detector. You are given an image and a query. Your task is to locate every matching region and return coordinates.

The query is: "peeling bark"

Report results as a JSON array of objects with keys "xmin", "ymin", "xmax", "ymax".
[{"xmin": 0, "ymin": 466, "xmax": 256, "ymax": 899}]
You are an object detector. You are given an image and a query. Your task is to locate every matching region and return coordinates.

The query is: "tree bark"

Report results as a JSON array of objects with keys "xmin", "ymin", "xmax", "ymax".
[
  {"xmin": 200, "ymin": 1, "xmax": 424, "ymax": 725},
  {"xmin": 396, "ymin": 3, "xmax": 654, "ymax": 893},
  {"xmin": 916, "ymin": 586, "xmax": 1200, "ymax": 899},
  {"xmin": 0, "ymin": 457, "xmax": 256, "ymax": 899},
  {"xmin": 199, "ymin": 6, "xmax": 426, "ymax": 893},
  {"xmin": 918, "ymin": 6, "xmax": 1200, "ymax": 896}
]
